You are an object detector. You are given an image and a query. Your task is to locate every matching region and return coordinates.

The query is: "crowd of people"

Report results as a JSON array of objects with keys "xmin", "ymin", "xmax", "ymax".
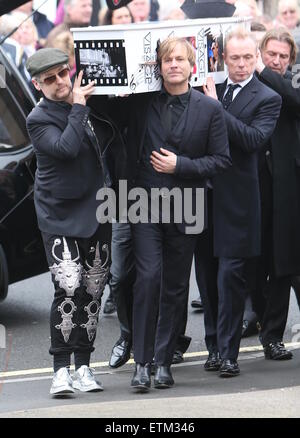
[{"xmin": 1, "ymin": 0, "xmax": 300, "ymax": 395}]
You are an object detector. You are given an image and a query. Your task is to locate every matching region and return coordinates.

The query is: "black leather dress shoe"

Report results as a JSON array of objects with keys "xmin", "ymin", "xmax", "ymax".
[
  {"xmin": 191, "ymin": 299, "xmax": 204, "ymax": 311},
  {"xmin": 241, "ymin": 319, "xmax": 260, "ymax": 338},
  {"xmin": 131, "ymin": 363, "xmax": 151, "ymax": 391},
  {"xmin": 172, "ymin": 350, "xmax": 184, "ymax": 364},
  {"xmin": 264, "ymin": 342, "xmax": 293, "ymax": 360},
  {"xmin": 219, "ymin": 359, "xmax": 240, "ymax": 377},
  {"xmin": 154, "ymin": 366, "xmax": 174, "ymax": 389},
  {"xmin": 204, "ymin": 352, "xmax": 221, "ymax": 371},
  {"xmin": 109, "ymin": 338, "xmax": 131, "ymax": 368}
]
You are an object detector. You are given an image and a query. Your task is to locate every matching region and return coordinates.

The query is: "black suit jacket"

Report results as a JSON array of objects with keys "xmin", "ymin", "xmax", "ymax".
[
  {"xmin": 97, "ymin": 88, "xmax": 231, "ymax": 185},
  {"xmin": 258, "ymin": 68, "xmax": 300, "ymax": 276},
  {"xmin": 26, "ymin": 98, "xmax": 126, "ymax": 238},
  {"xmin": 90, "ymin": 88, "xmax": 232, "ymax": 233},
  {"xmin": 213, "ymin": 75, "xmax": 282, "ymax": 257}
]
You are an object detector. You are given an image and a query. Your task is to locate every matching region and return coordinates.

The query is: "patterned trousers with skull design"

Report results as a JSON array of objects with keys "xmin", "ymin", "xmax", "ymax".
[{"xmin": 42, "ymin": 224, "xmax": 111, "ymax": 356}]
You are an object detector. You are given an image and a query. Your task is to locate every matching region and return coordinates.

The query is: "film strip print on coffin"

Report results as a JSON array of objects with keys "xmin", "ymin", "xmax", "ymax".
[{"xmin": 75, "ymin": 40, "xmax": 128, "ymax": 86}]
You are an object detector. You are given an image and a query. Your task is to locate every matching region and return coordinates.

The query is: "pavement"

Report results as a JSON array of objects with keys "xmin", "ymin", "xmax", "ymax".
[{"xmin": 0, "ymin": 345, "xmax": 300, "ymax": 419}]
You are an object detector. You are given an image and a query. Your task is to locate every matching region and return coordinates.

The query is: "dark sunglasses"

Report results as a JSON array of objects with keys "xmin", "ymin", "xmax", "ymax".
[{"xmin": 39, "ymin": 67, "xmax": 70, "ymax": 85}]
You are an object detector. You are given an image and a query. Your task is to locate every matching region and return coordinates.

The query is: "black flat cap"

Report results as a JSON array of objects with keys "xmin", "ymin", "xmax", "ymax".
[
  {"xmin": 181, "ymin": 0, "xmax": 236, "ymax": 19},
  {"xmin": 26, "ymin": 48, "xmax": 69, "ymax": 77}
]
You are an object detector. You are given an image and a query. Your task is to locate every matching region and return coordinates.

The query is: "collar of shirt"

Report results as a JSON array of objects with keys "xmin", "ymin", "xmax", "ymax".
[
  {"xmin": 159, "ymin": 86, "xmax": 191, "ymax": 106},
  {"xmin": 225, "ymin": 74, "xmax": 254, "ymax": 100}
]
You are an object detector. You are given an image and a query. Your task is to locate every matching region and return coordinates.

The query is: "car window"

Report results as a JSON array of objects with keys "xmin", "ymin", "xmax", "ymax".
[{"xmin": 0, "ymin": 88, "xmax": 30, "ymax": 153}]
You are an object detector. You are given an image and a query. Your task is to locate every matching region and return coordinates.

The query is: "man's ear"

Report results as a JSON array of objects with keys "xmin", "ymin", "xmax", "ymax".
[{"xmin": 32, "ymin": 78, "xmax": 41, "ymax": 91}]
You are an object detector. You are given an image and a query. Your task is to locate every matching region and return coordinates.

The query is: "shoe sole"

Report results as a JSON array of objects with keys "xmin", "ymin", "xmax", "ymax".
[
  {"xmin": 50, "ymin": 387, "xmax": 75, "ymax": 396},
  {"xmin": 172, "ymin": 359, "xmax": 184, "ymax": 365},
  {"xmin": 264, "ymin": 354, "xmax": 293, "ymax": 361},
  {"xmin": 219, "ymin": 371, "xmax": 240, "ymax": 378},
  {"xmin": 204, "ymin": 366, "xmax": 221, "ymax": 371},
  {"xmin": 154, "ymin": 382, "xmax": 174, "ymax": 389},
  {"xmin": 131, "ymin": 384, "xmax": 150, "ymax": 392},
  {"xmin": 73, "ymin": 382, "xmax": 103, "ymax": 392}
]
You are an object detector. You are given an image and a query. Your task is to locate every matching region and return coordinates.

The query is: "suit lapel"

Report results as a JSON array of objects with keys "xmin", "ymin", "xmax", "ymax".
[
  {"xmin": 225, "ymin": 76, "xmax": 259, "ymax": 117},
  {"xmin": 138, "ymin": 95, "xmax": 155, "ymax": 159},
  {"xmin": 217, "ymin": 76, "xmax": 259, "ymax": 117},
  {"xmin": 217, "ymin": 80, "xmax": 228, "ymax": 102}
]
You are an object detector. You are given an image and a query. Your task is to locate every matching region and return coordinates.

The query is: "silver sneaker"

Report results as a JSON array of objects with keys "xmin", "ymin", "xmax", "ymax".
[
  {"xmin": 50, "ymin": 367, "xmax": 75, "ymax": 396},
  {"xmin": 73, "ymin": 365, "xmax": 103, "ymax": 392}
]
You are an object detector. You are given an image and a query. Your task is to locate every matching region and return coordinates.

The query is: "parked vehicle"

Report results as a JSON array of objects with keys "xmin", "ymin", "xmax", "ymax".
[{"xmin": 0, "ymin": 45, "xmax": 47, "ymax": 301}]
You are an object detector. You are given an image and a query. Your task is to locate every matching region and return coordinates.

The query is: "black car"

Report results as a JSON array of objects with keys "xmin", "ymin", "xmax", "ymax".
[{"xmin": 0, "ymin": 45, "xmax": 47, "ymax": 301}]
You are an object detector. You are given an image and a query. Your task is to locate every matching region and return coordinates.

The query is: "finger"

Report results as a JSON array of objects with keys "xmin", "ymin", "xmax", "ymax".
[
  {"xmin": 207, "ymin": 76, "xmax": 215, "ymax": 86},
  {"xmin": 150, "ymin": 157, "xmax": 165, "ymax": 169},
  {"xmin": 160, "ymin": 148, "xmax": 172, "ymax": 155},
  {"xmin": 151, "ymin": 151, "xmax": 165, "ymax": 160},
  {"xmin": 80, "ymin": 83, "xmax": 95, "ymax": 92},
  {"xmin": 81, "ymin": 87, "xmax": 95, "ymax": 97},
  {"xmin": 150, "ymin": 154, "xmax": 165, "ymax": 166},
  {"xmin": 150, "ymin": 157, "xmax": 164, "ymax": 167},
  {"xmin": 151, "ymin": 163, "xmax": 164, "ymax": 172},
  {"xmin": 74, "ymin": 70, "xmax": 84, "ymax": 86}
]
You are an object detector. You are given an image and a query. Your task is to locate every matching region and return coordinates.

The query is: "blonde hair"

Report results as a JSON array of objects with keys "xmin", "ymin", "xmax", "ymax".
[
  {"xmin": 157, "ymin": 37, "xmax": 195, "ymax": 68},
  {"xmin": 224, "ymin": 25, "xmax": 257, "ymax": 53}
]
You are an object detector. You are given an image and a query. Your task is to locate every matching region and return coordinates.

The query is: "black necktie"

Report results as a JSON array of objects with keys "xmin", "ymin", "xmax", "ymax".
[{"xmin": 222, "ymin": 84, "xmax": 241, "ymax": 110}]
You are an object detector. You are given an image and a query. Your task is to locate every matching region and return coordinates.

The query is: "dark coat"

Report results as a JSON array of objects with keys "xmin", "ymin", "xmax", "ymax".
[
  {"xmin": 258, "ymin": 68, "xmax": 300, "ymax": 276},
  {"xmin": 89, "ymin": 88, "xmax": 232, "ymax": 233},
  {"xmin": 26, "ymin": 98, "xmax": 126, "ymax": 238},
  {"xmin": 97, "ymin": 88, "xmax": 232, "ymax": 187},
  {"xmin": 213, "ymin": 75, "xmax": 282, "ymax": 258}
]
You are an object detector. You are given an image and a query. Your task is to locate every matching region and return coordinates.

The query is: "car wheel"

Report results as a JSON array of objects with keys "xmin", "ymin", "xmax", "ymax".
[{"xmin": 0, "ymin": 245, "xmax": 9, "ymax": 302}]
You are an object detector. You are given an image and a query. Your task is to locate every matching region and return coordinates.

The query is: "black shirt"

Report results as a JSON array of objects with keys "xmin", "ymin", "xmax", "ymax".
[{"xmin": 139, "ymin": 87, "xmax": 191, "ymax": 188}]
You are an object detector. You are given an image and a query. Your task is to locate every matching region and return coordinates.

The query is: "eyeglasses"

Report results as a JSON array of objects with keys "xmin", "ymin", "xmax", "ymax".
[
  {"xmin": 39, "ymin": 67, "xmax": 70, "ymax": 85},
  {"xmin": 281, "ymin": 9, "xmax": 297, "ymax": 15}
]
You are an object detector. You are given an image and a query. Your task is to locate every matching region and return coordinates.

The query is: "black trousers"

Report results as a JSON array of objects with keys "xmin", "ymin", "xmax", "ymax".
[
  {"xmin": 195, "ymin": 191, "xmax": 250, "ymax": 360},
  {"xmin": 42, "ymin": 224, "xmax": 111, "ymax": 360},
  {"xmin": 131, "ymin": 222, "xmax": 197, "ymax": 366},
  {"xmin": 252, "ymin": 164, "xmax": 291, "ymax": 345},
  {"xmin": 109, "ymin": 222, "xmax": 135, "ymax": 342}
]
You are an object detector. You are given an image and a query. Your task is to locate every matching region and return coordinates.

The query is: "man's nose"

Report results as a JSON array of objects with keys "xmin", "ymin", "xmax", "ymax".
[
  {"xmin": 55, "ymin": 73, "xmax": 64, "ymax": 83},
  {"xmin": 273, "ymin": 54, "xmax": 280, "ymax": 64},
  {"xmin": 238, "ymin": 57, "xmax": 246, "ymax": 67}
]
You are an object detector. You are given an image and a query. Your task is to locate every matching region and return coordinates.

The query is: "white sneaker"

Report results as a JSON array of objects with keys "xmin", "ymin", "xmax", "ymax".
[
  {"xmin": 73, "ymin": 365, "xmax": 103, "ymax": 392},
  {"xmin": 50, "ymin": 367, "xmax": 75, "ymax": 396}
]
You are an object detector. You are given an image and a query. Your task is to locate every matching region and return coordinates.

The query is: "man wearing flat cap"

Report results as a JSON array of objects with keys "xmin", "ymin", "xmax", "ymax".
[{"xmin": 26, "ymin": 48, "xmax": 126, "ymax": 396}]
